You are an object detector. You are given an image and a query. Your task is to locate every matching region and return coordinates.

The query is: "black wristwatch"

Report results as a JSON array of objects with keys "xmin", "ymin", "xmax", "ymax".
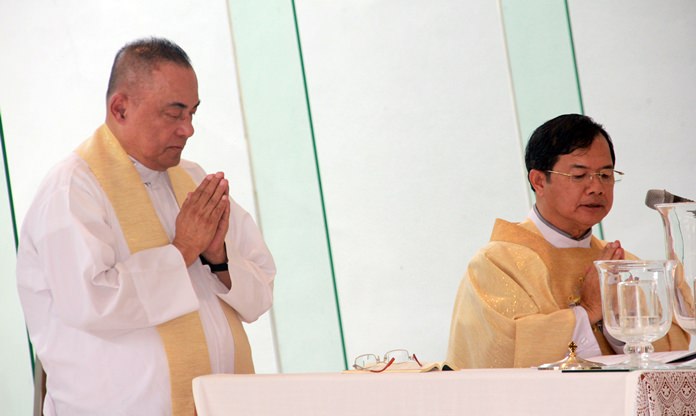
[{"xmin": 200, "ymin": 245, "xmax": 229, "ymax": 272}]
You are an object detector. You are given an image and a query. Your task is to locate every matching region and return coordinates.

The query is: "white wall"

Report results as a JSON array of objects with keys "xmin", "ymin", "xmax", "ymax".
[
  {"xmin": 1, "ymin": 0, "xmax": 695, "ymax": 412},
  {"xmin": 0, "ymin": 0, "xmax": 258, "ymax": 226},
  {"xmin": 570, "ymin": 0, "xmax": 696, "ymax": 260},
  {"xmin": 0, "ymin": 1, "xmax": 277, "ymax": 411},
  {"xmin": 294, "ymin": 0, "xmax": 528, "ymax": 363}
]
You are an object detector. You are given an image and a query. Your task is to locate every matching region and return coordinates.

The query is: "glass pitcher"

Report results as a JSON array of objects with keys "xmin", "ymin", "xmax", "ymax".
[
  {"xmin": 656, "ymin": 202, "xmax": 696, "ymax": 337},
  {"xmin": 595, "ymin": 260, "xmax": 675, "ymax": 369}
]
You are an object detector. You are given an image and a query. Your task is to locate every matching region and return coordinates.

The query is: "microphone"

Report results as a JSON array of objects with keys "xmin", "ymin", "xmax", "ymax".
[{"xmin": 645, "ymin": 189, "xmax": 694, "ymax": 210}]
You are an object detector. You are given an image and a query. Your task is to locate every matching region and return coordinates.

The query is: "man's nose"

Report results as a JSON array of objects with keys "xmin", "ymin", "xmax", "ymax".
[
  {"xmin": 586, "ymin": 174, "xmax": 605, "ymax": 194},
  {"xmin": 178, "ymin": 119, "xmax": 194, "ymax": 138}
]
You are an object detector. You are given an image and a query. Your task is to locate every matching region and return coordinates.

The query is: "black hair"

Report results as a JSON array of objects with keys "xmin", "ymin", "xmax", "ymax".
[
  {"xmin": 106, "ymin": 37, "xmax": 192, "ymax": 99},
  {"xmin": 524, "ymin": 114, "xmax": 615, "ymax": 192}
]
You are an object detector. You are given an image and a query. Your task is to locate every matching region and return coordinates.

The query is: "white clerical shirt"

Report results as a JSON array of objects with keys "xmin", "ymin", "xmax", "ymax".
[{"xmin": 17, "ymin": 154, "xmax": 275, "ymax": 416}]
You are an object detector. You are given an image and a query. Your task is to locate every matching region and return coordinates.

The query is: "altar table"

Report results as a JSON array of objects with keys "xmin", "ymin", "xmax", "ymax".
[{"xmin": 193, "ymin": 368, "xmax": 696, "ymax": 415}]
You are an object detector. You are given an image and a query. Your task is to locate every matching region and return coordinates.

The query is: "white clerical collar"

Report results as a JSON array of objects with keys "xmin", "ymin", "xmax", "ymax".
[
  {"xmin": 528, "ymin": 205, "xmax": 592, "ymax": 248},
  {"xmin": 130, "ymin": 157, "xmax": 170, "ymax": 189}
]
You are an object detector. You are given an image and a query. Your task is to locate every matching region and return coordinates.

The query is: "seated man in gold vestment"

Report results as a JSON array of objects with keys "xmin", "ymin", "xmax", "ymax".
[{"xmin": 446, "ymin": 114, "xmax": 688, "ymax": 369}]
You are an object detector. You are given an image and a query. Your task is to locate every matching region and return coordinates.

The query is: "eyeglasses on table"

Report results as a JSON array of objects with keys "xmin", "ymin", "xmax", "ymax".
[{"xmin": 353, "ymin": 349, "xmax": 422, "ymax": 373}]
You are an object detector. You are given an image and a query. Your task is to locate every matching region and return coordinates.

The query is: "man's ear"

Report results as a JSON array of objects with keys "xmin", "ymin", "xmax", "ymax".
[
  {"xmin": 108, "ymin": 93, "xmax": 128, "ymax": 123},
  {"xmin": 529, "ymin": 169, "xmax": 547, "ymax": 195}
]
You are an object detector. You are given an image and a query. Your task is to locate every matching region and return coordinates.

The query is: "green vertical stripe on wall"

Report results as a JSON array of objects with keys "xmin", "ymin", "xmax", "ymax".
[
  {"xmin": 500, "ymin": 0, "xmax": 583, "ymax": 143},
  {"xmin": 0, "ymin": 113, "xmax": 18, "ymax": 250},
  {"xmin": 0, "ymin": 113, "xmax": 34, "ymax": 414},
  {"xmin": 563, "ymin": 0, "xmax": 585, "ymax": 116},
  {"xmin": 1, "ymin": 111, "xmax": 36, "ymax": 377},
  {"xmin": 227, "ymin": 0, "xmax": 346, "ymax": 372},
  {"xmin": 290, "ymin": 0, "xmax": 348, "ymax": 371}
]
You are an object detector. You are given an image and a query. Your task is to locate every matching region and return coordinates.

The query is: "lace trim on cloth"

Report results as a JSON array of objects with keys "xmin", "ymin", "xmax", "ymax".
[{"xmin": 635, "ymin": 371, "xmax": 696, "ymax": 416}]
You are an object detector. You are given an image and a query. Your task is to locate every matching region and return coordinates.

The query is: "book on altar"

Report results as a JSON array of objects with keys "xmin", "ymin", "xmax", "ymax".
[
  {"xmin": 586, "ymin": 350, "xmax": 696, "ymax": 366},
  {"xmin": 343, "ymin": 360, "xmax": 455, "ymax": 374}
]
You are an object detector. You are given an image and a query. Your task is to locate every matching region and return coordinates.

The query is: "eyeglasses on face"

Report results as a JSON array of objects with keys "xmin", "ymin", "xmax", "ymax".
[
  {"xmin": 545, "ymin": 169, "xmax": 624, "ymax": 184},
  {"xmin": 353, "ymin": 349, "xmax": 422, "ymax": 372}
]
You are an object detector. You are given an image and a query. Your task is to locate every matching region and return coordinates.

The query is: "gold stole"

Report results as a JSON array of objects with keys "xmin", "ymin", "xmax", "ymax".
[
  {"xmin": 490, "ymin": 219, "xmax": 615, "ymax": 355},
  {"xmin": 76, "ymin": 124, "xmax": 254, "ymax": 416}
]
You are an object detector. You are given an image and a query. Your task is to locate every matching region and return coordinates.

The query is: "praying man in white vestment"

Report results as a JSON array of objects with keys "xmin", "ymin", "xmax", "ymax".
[
  {"xmin": 16, "ymin": 37, "xmax": 276, "ymax": 416},
  {"xmin": 446, "ymin": 114, "xmax": 688, "ymax": 369}
]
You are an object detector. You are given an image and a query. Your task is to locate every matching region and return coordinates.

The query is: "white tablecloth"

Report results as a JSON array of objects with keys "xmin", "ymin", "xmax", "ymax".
[{"xmin": 193, "ymin": 369, "xmax": 662, "ymax": 415}]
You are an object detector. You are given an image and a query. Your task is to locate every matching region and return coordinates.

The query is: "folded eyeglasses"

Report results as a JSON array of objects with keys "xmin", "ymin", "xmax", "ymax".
[{"xmin": 353, "ymin": 349, "xmax": 422, "ymax": 373}]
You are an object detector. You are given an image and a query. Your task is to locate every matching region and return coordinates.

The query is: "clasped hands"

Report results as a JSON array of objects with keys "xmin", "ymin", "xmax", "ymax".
[
  {"xmin": 173, "ymin": 172, "xmax": 230, "ymax": 267},
  {"xmin": 579, "ymin": 240, "xmax": 625, "ymax": 324}
]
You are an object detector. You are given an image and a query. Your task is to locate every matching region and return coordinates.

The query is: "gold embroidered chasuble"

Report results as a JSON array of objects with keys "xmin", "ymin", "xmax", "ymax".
[
  {"xmin": 446, "ymin": 218, "xmax": 689, "ymax": 369},
  {"xmin": 76, "ymin": 124, "xmax": 253, "ymax": 415}
]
